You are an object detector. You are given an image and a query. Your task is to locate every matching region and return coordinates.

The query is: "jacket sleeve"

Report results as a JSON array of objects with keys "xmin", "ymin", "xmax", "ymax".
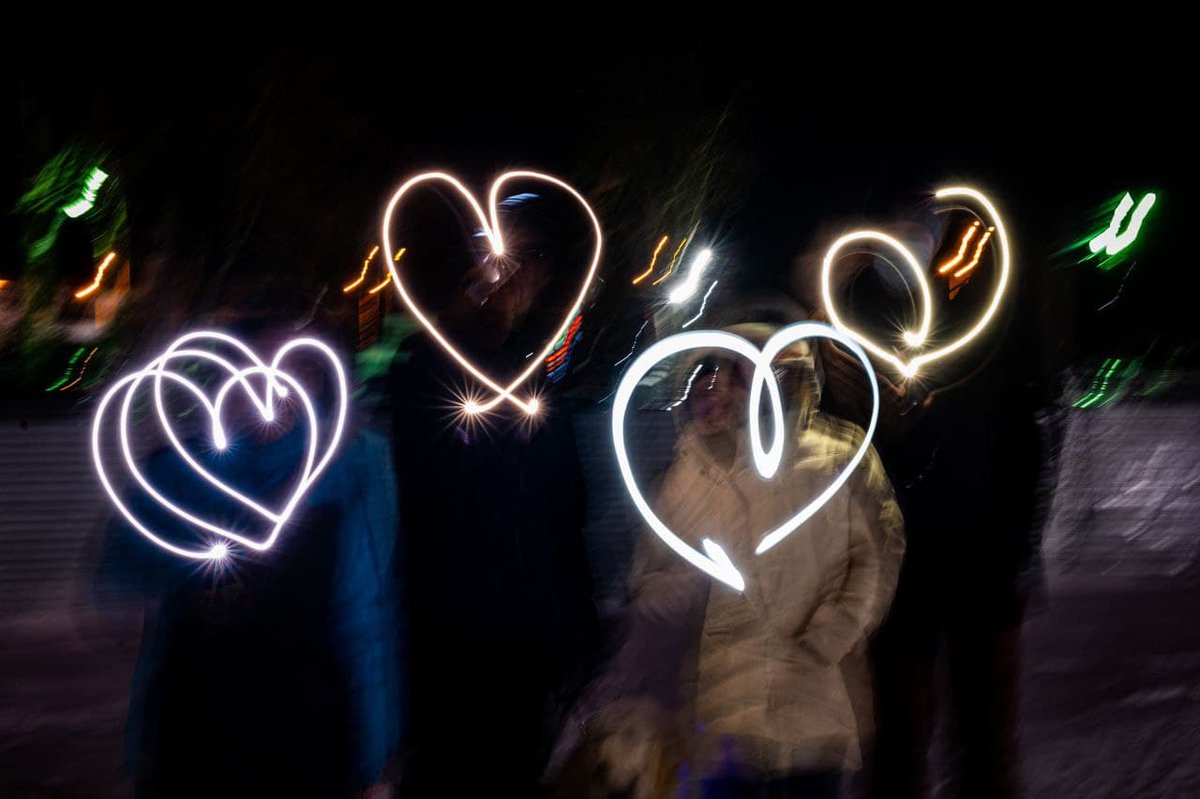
[
  {"xmin": 799, "ymin": 446, "xmax": 905, "ymax": 666},
  {"xmin": 627, "ymin": 467, "xmax": 712, "ymax": 625},
  {"xmin": 329, "ymin": 432, "xmax": 403, "ymax": 787}
]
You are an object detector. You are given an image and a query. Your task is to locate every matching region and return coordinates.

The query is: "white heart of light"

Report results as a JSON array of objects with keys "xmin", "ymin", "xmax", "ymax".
[
  {"xmin": 820, "ymin": 186, "xmax": 1010, "ymax": 380},
  {"xmin": 92, "ymin": 332, "xmax": 348, "ymax": 560},
  {"xmin": 611, "ymin": 322, "xmax": 879, "ymax": 592},
  {"xmin": 380, "ymin": 171, "xmax": 602, "ymax": 415}
]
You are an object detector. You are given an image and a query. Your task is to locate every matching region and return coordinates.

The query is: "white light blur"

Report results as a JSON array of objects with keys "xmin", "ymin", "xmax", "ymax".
[
  {"xmin": 681, "ymin": 279, "xmax": 719, "ymax": 328},
  {"xmin": 1089, "ymin": 192, "xmax": 1156, "ymax": 256},
  {"xmin": 380, "ymin": 171, "xmax": 602, "ymax": 415},
  {"xmin": 92, "ymin": 332, "xmax": 348, "ymax": 561},
  {"xmin": 666, "ymin": 248, "xmax": 714, "ymax": 304}
]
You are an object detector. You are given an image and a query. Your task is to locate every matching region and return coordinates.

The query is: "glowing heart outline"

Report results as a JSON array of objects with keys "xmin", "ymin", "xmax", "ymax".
[
  {"xmin": 820, "ymin": 186, "xmax": 1010, "ymax": 380},
  {"xmin": 380, "ymin": 170, "xmax": 602, "ymax": 415},
  {"xmin": 92, "ymin": 332, "xmax": 348, "ymax": 560},
  {"xmin": 611, "ymin": 322, "xmax": 879, "ymax": 591}
]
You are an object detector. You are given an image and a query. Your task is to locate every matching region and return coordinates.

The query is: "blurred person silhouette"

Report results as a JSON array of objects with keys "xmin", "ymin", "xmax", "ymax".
[
  {"xmin": 565, "ymin": 324, "xmax": 903, "ymax": 799},
  {"xmin": 802, "ymin": 208, "xmax": 1048, "ymax": 798},
  {"xmin": 388, "ymin": 196, "xmax": 599, "ymax": 796},
  {"xmin": 94, "ymin": 289, "xmax": 401, "ymax": 799}
]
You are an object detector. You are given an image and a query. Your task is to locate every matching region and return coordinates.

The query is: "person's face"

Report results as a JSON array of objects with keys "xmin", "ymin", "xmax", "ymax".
[
  {"xmin": 687, "ymin": 365, "xmax": 745, "ymax": 436},
  {"xmin": 459, "ymin": 226, "xmax": 550, "ymax": 346}
]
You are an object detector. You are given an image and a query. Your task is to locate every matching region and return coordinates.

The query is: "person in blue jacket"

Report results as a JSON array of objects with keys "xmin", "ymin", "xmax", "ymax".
[{"xmin": 95, "ymin": 302, "xmax": 402, "ymax": 798}]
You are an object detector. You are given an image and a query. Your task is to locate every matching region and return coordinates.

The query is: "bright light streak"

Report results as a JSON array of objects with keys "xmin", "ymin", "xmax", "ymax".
[
  {"xmin": 74, "ymin": 252, "xmax": 118, "ymax": 299},
  {"xmin": 632, "ymin": 235, "xmax": 669, "ymax": 285},
  {"xmin": 612, "ymin": 322, "xmax": 879, "ymax": 591},
  {"xmin": 343, "ymin": 246, "xmax": 380, "ymax": 293},
  {"xmin": 546, "ymin": 314, "xmax": 584, "ymax": 380},
  {"xmin": 651, "ymin": 238, "xmax": 688, "ymax": 286},
  {"xmin": 821, "ymin": 186, "xmax": 1011, "ymax": 379},
  {"xmin": 367, "ymin": 274, "xmax": 392, "ymax": 294},
  {"xmin": 680, "ymin": 280, "xmax": 719, "ymax": 328},
  {"xmin": 381, "ymin": 171, "xmax": 601, "ymax": 415},
  {"xmin": 666, "ymin": 362, "xmax": 706, "ymax": 409},
  {"xmin": 954, "ymin": 227, "xmax": 994, "ymax": 278},
  {"xmin": 666, "ymin": 248, "xmax": 714, "ymax": 304},
  {"xmin": 62, "ymin": 167, "xmax": 109, "ymax": 218},
  {"xmin": 1089, "ymin": 192, "xmax": 1156, "ymax": 256},
  {"xmin": 92, "ymin": 332, "xmax": 347, "ymax": 560},
  {"xmin": 614, "ymin": 320, "xmax": 649, "ymax": 366},
  {"xmin": 937, "ymin": 221, "xmax": 981, "ymax": 274}
]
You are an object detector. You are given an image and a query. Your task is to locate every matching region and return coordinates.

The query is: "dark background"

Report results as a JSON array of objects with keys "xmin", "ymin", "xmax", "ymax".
[{"xmin": 7, "ymin": 16, "xmax": 1195, "ymax": 377}]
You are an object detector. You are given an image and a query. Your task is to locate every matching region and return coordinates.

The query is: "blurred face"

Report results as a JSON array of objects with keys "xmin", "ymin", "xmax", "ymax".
[
  {"xmin": 456, "ymin": 224, "xmax": 550, "ymax": 347},
  {"xmin": 687, "ymin": 364, "xmax": 746, "ymax": 436}
]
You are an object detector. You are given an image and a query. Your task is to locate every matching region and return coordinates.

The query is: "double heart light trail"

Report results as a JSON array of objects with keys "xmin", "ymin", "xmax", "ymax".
[
  {"xmin": 380, "ymin": 171, "xmax": 602, "ymax": 416},
  {"xmin": 612, "ymin": 322, "xmax": 879, "ymax": 591},
  {"xmin": 92, "ymin": 332, "xmax": 347, "ymax": 561},
  {"xmin": 820, "ymin": 186, "xmax": 1010, "ymax": 380}
]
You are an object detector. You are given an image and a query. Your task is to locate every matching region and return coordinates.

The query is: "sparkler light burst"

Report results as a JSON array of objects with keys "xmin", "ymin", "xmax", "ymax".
[
  {"xmin": 380, "ymin": 170, "xmax": 602, "ymax": 415},
  {"xmin": 611, "ymin": 322, "xmax": 879, "ymax": 591},
  {"xmin": 92, "ymin": 332, "xmax": 347, "ymax": 560},
  {"xmin": 821, "ymin": 186, "xmax": 1011, "ymax": 380}
]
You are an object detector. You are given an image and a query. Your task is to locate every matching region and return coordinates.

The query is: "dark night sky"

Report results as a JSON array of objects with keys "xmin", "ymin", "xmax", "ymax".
[{"xmin": 8, "ymin": 17, "xmax": 1195, "ymax": 370}]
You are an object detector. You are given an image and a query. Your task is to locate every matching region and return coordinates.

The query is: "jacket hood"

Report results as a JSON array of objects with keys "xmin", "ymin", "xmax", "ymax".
[{"xmin": 671, "ymin": 323, "xmax": 824, "ymax": 438}]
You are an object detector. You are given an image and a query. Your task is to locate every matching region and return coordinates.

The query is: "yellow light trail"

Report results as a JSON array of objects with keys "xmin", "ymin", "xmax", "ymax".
[
  {"xmin": 74, "ymin": 252, "xmax": 118, "ymax": 299},
  {"xmin": 632, "ymin": 235, "xmax": 669, "ymax": 285},
  {"xmin": 651, "ymin": 238, "xmax": 688, "ymax": 286},
  {"xmin": 937, "ymin": 221, "xmax": 980, "ymax": 275},
  {"xmin": 954, "ymin": 227, "xmax": 995, "ymax": 278},
  {"xmin": 343, "ymin": 245, "xmax": 380, "ymax": 293}
]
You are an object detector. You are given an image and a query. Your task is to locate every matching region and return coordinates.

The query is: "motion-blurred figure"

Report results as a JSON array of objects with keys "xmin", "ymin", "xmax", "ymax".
[
  {"xmin": 811, "ymin": 217, "xmax": 1048, "ymax": 798},
  {"xmin": 388, "ymin": 204, "xmax": 598, "ymax": 796},
  {"xmin": 95, "ymin": 294, "xmax": 401, "ymax": 798},
  {"xmin": 581, "ymin": 325, "xmax": 903, "ymax": 798}
]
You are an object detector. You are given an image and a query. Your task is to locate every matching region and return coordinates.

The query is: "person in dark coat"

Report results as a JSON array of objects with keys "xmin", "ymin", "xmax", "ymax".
[
  {"xmin": 388, "ymin": 202, "xmax": 599, "ymax": 796},
  {"xmin": 806, "ymin": 209, "xmax": 1050, "ymax": 799}
]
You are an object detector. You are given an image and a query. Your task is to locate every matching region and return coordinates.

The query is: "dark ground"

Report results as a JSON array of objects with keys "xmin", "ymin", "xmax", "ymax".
[{"xmin": 2, "ymin": 402, "xmax": 1199, "ymax": 797}]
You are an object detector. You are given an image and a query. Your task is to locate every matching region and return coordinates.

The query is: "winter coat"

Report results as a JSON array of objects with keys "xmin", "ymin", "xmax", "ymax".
[{"xmin": 630, "ymin": 337, "xmax": 905, "ymax": 777}]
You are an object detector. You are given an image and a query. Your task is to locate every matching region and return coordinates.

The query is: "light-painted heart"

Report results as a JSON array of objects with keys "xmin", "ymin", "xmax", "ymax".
[
  {"xmin": 380, "ymin": 170, "xmax": 602, "ymax": 415},
  {"xmin": 820, "ymin": 186, "xmax": 1011, "ymax": 380},
  {"xmin": 92, "ymin": 331, "xmax": 348, "ymax": 561},
  {"xmin": 611, "ymin": 322, "xmax": 880, "ymax": 591}
]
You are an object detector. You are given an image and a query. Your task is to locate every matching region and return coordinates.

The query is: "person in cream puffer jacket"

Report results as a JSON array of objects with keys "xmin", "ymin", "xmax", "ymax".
[{"xmin": 630, "ymin": 324, "xmax": 905, "ymax": 796}]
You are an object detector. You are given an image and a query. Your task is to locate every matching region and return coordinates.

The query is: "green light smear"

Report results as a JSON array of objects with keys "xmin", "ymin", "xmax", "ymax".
[
  {"xmin": 46, "ymin": 347, "xmax": 87, "ymax": 392},
  {"xmin": 1074, "ymin": 358, "xmax": 1123, "ymax": 409},
  {"xmin": 1140, "ymin": 348, "xmax": 1185, "ymax": 397}
]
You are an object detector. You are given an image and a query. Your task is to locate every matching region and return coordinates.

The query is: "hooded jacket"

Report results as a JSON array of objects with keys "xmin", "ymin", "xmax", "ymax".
[{"xmin": 628, "ymin": 325, "xmax": 905, "ymax": 776}]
